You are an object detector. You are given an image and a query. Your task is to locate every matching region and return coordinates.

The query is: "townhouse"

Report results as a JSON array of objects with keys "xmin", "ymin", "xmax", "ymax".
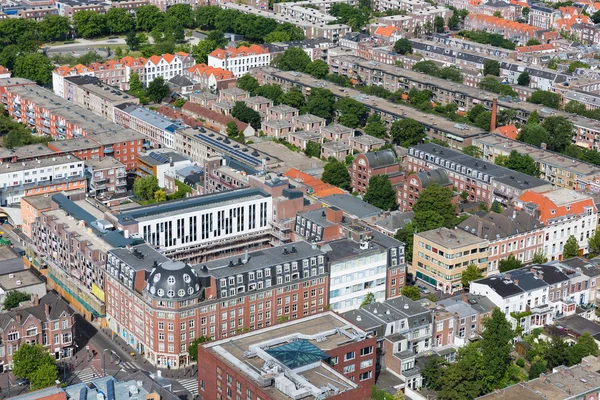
[
  {"xmin": 457, "ymin": 207, "xmax": 546, "ymax": 272},
  {"xmin": 114, "ymin": 104, "xmax": 183, "ymax": 149},
  {"xmin": 144, "ymin": 52, "xmax": 195, "ymax": 84},
  {"xmin": 515, "ymin": 189, "xmax": 598, "ymax": 261},
  {"xmin": 407, "ymin": 143, "xmax": 552, "ymax": 206},
  {"xmin": 56, "ymin": 0, "xmax": 106, "ymax": 16},
  {"xmin": 465, "ymin": 13, "xmax": 542, "ymax": 43},
  {"xmin": 184, "ymin": 64, "xmax": 237, "ymax": 93},
  {"xmin": 208, "ymin": 45, "xmax": 271, "ymax": 78},
  {"xmin": 437, "ymin": 294, "xmax": 495, "ymax": 347}
]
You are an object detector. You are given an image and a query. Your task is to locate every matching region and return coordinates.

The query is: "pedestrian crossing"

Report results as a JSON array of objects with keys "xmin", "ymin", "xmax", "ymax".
[
  {"xmin": 77, "ymin": 367, "xmax": 99, "ymax": 384},
  {"xmin": 179, "ymin": 378, "xmax": 198, "ymax": 395},
  {"xmin": 120, "ymin": 361, "xmax": 137, "ymax": 370}
]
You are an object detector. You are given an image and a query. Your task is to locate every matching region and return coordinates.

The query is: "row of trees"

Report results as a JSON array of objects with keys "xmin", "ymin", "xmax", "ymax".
[
  {"xmin": 412, "ymin": 60, "xmax": 463, "ymax": 83},
  {"xmin": 133, "ymin": 175, "xmax": 192, "ymax": 204},
  {"xmin": 0, "ymin": 115, "xmax": 50, "ymax": 149}
]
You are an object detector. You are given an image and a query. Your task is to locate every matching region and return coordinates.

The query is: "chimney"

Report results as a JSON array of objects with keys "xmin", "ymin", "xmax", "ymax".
[
  {"xmin": 462, "ymin": 293, "xmax": 468, "ymax": 303},
  {"xmin": 44, "ymin": 303, "xmax": 49, "ymax": 316},
  {"xmin": 15, "ymin": 314, "xmax": 21, "ymax": 323},
  {"xmin": 32, "ymin": 294, "xmax": 39, "ymax": 306},
  {"xmin": 540, "ymin": 142, "xmax": 547, "ymax": 150},
  {"xmin": 477, "ymin": 220, "xmax": 483, "ymax": 237},
  {"xmin": 325, "ymin": 207, "xmax": 343, "ymax": 224},
  {"xmin": 490, "ymin": 98, "xmax": 497, "ymax": 132}
]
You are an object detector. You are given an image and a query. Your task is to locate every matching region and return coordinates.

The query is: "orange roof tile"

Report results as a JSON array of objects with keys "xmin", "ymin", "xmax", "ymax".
[
  {"xmin": 493, "ymin": 125, "xmax": 519, "ymax": 140},
  {"xmin": 176, "ymin": 51, "xmax": 189, "ymax": 57},
  {"xmin": 187, "ymin": 64, "xmax": 235, "ymax": 80},
  {"xmin": 162, "ymin": 53, "xmax": 175, "ymax": 63},
  {"xmin": 515, "ymin": 43, "xmax": 555, "ymax": 53},
  {"xmin": 283, "ymin": 168, "xmax": 344, "ymax": 197},
  {"xmin": 209, "ymin": 44, "xmax": 269, "ymax": 60},
  {"xmin": 0, "ymin": 65, "xmax": 9, "ymax": 74},
  {"xmin": 148, "ymin": 55, "xmax": 161, "ymax": 65},
  {"xmin": 517, "ymin": 190, "xmax": 595, "ymax": 224},
  {"xmin": 375, "ymin": 25, "xmax": 399, "ymax": 37}
]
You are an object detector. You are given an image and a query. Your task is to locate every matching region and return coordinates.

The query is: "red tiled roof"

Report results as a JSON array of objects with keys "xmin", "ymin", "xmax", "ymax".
[
  {"xmin": 0, "ymin": 65, "xmax": 9, "ymax": 74},
  {"xmin": 209, "ymin": 44, "xmax": 268, "ymax": 60},
  {"xmin": 187, "ymin": 64, "xmax": 235, "ymax": 80},
  {"xmin": 515, "ymin": 43, "xmax": 555, "ymax": 53},
  {"xmin": 182, "ymin": 102, "xmax": 248, "ymax": 132},
  {"xmin": 493, "ymin": 125, "xmax": 519, "ymax": 140},
  {"xmin": 517, "ymin": 190, "xmax": 595, "ymax": 224},
  {"xmin": 374, "ymin": 25, "xmax": 399, "ymax": 37},
  {"xmin": 283, "ymin": 168, "xmax": 344, "ymax": 197}
]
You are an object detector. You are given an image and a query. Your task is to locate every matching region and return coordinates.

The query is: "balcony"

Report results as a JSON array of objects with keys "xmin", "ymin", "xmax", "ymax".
[
  {"xmin": 26, "ymin": 111, "xmax": 35, "ymax": 118},
  {"xmin": 13, "ymin": 110, "xmax": 21, "ymax": 117},
  {"xmin": 42, "ymin": 119, "xmax": 51, "ymax": 127},
  {"xmin": 103, "ymin": 146, "xmax": 114, "ymax": 154}
]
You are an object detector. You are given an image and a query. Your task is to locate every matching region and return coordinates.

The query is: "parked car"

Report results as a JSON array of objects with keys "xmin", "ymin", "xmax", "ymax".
[{"xmin": 16, "ymin": 378, "xmax": 29, "ymax": 386}]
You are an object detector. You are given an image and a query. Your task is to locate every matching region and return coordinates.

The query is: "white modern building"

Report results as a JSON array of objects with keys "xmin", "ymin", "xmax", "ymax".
[
  {"xmin": 0, "ymin": 155, "xmax": 84, "ymax": 205},
  {"xmin": 208, "ymin": 45, "xmax": 271, "ymax": 77},
  {"xmin": 143, "ymin": 52, "xmax": 195, "ymax": 83}
]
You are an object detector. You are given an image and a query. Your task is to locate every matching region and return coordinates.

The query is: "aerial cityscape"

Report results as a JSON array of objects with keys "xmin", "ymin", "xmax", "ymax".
[{"xmin": 0, "ymin": 0, "xmax": 598, "ymax": 398}]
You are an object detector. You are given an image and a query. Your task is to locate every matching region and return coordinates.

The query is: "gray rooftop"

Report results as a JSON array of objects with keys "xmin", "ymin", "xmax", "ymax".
[
  {"xmin": 117, "ymin": 104, "xmax": 183, "ymax": 132},
  {"xmin": 109, "ymin": 244, "xmax": 170, "ymax": 272},
  {"xmin": 416, "ymin": 227, "xmax": 488, "ymax": 249},
  {"xmin": 322, "ymin": 194, "xmax": 382, "ymax": 218}
]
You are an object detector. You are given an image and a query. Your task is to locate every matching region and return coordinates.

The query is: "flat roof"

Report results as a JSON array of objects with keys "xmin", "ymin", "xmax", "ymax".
[
  {"xmin": 0, "ymin": 155, "xmax": 81, "ymax": 174},
  {"xmin": 85, "ymin": 157, "xmax": 125, "ymax": 170},
  {"xmin": 115, "ymin": 188, "xmax": 270, "ymax": 225},
  {"xmin": 416, "ymin": 227, "xmax": 488, "ymax": 248},
  {"xmin": 64, "ymin": 75, "xmax": 134, "ymax": 103},
  {"xmin": 109, "ymin": 244, "xmax": 169, "ymax": 272},
  {"xmin": 0, "ymin": 144, "xmax": 56, "ymax": 160},
  {"xmin": 118, "ymin": 104, "xmax": 183, "ymax": 132},
  {"xmin": 0, "ymin": 269, "xmax": 43, "ymax": 290}
]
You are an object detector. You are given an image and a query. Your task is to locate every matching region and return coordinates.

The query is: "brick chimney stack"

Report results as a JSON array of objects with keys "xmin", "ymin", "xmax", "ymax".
[{"xmin": 490, "ymin": 98, "xmax": 498, "ymax": 132}]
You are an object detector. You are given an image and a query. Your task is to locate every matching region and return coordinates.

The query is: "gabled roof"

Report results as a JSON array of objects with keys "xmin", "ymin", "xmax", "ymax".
[
  {"xmin": 492, "ymin": 125, "xmax": 519, "ymax": 140},
  {"xmin": 517, "ymin": 189, "xmax": 596, "ymax": 224},
  {"xmin": 374, "ymin": 25, "xmax": 399, "ymax": 37},
  {"xmin": 209, "ymin": 44, "xmax": 268, "ymax": 60}
]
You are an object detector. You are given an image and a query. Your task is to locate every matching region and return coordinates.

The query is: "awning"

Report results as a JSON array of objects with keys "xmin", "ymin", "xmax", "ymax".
[{"xmin": 0, "ymin": 207, "xmax": 22, "ymax": 226}]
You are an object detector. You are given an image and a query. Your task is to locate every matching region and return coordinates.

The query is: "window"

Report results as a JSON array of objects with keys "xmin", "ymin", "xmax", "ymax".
[
  {"xmin": 360, "ymin": 346, "xmax": 373, "ymax": 356},
  {"xmin": 360, "ymin": 371, "xmax": 372, "ymax": 381},
  {"xmin": 360, "ymin": 359, "xmax": 373, "ymax": 369},
  {"xmin": 344, "ymin": 351, "xmax": 355, "ymax": 361},
  {"xmin": 343, "ymin": 364, "xmax": 355, "ymax": 373}
]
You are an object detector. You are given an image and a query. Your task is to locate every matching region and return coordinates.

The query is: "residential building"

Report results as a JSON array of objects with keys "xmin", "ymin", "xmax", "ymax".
[
  {"xmin": 136, "ymin": 150, "xmax": 191, "ymax": 187},
  {"xmin": 144, "ymin": 52, "xmax": 195, "ymax": 84},
  {"xmin": 349, "ymin": 135, "xmax": 385, "ymax": 153},
  {"xmin": 200, "ymin": 156, "xmax": 252, "ymax": 195},
  {"xmin": 457, "ymin": 207, "xmax": 546, "ymax": 272},
  {"xmin": 105, "ymin": 188, "xmax": 273, "ymax": 263},
  {"xmin": 197, "ymin": 312, "xmax": 376, "ymax": 399},
  {"xmin": 17, "ymin": 6, "xmax": 58, "ymax": 20},
  {"xmin": 407, "ymin": 143, "xmax": 553, "ymax": 206},
  {"xmin": 0, "ymin": 270, "xmax": 46, "ymax": 306},
  {"xmin": 529, "ymin": 3, "xmax": 561, "ymax": 29},
  {"xmin": 515, "ymin": 189, "xmax": 598, "ymax": 260},
  {"xmin": 105, "ymin": 241, "xmax": 330, "ymax": 369},
  {"xmin": 0, "ymin": 155, "xmax": 85, "ymax": 206},
  {"xmin": 185, "ymin": 64, "xmax": 236, "ymax": 92},
  {"xmin": 114, "ymin": 104, "xmax": 183, "ymax": 149},
  {"xmin": 465, "ymin": 13, "xmax": 542, "ymax": 42},
  {"xmin": 261, "ymin": 119, "xmax": 294, "ymax": 139},
  {"xmin": 0, "ymin": 292, "xmax": 75, "ymax": 370},
  {"xmin": 61, "ymin": 75, "xmax": 138, "ymax": 121},
  {"xmin": 0, "ymin": 66, "xmax": 9, "ymax": 79},
  {"xmin": 84, "ymin": 158, "xmax": 127, "ymax": 205},
  {"xmin": 343, "ymin": 296, "xmax": 433, "ymax": 390},
  {"xmin": 56, "ymin": 0, "xmax": 106, "ymax": 16},
  {"xmin": 244, "ymin": 96, "xmax": 273, "ymax": 114},
  {"xmin": 208, "ymin": 45, "xmax": 271, "ymax": 78},
  {"xmin": 413, "ymin": 227, "xmax": 489, "ymax": 293},
  {"xmin": 396, "ymin": 169, "xmax": 453, "ymax": 212},
  {"xmin": 351, "ymin": 150, "xmax": 403, "ymax": 195},
  {"xmin": 188, "ymin": 92, "xmax": 218, "ymax": 108},
  {"xmin": 181, "ymin": 102, "xmax": 255, "ymax": 138},
  {"xmin": 474, "ymin": 134, "xmax": 600, "ymax": 191},
  {"xmin": 321, "ymin": 141, "xmax": 351, "ymax": 161},
  {"xmin": 437, "ymin": 294, "xmax": 495, "ymax": 347},
  {"xmin": 286, "ymin": 130, "xmax": 322, "ymax": 151},
  {"xmin": 21, "ymin": 192, "xmax": 58, "ymax": 239}
]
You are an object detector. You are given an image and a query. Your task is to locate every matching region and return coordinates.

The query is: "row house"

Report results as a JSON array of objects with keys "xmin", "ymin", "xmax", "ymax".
[
  {"xmin": 0, "ymin": 155, "xmax": 85, "ymax": 206},
  {"xmin": 56, "ymin": 0, "xmax": 106, "ymax": 16},
  {"xmin": 275, "ymin": 3, "xmax": 337, "ymax": 24},
  {"xmin": 185, "ymin": 64, "xmax": 237, "ymax": 93},
  {"xmin": 0, "ymin": 292, "xmax": 76, "ymax": 370},
  {"xmin": 110, "ymin": 0, "xmax": 149, "ymax": 12},
  {"xmin": 465, "ymin": 14, "xmax": 542, "ymax": 43},
  {"xmin": 515, "ymin": 189, "xmax": 598, "ymax": 261},
  {"xmin": 351, "ymin": 150, "xmax": 402, "ymax": 195},
  {"xmin": 105, "ymin": 241, "xmax": 330, "ymax": 369},
  {"xmin": 273, "ymin": 0, "xmax": 358, "ymax": 13},
  {"xmin": 457, "ymin": 207, "xmax": 546, "ymax": 273},
  {"xmin": 436, "ymin": 293, "xmax": 495, "ymax": 348},
  {"xmin": 181, "ymin": 102, "xmax": 256, "ymax": 138},
  {"xmin": 144, "ymin": 52, "xmax": 195, "ymax": 84},
  {"xmin": 570, "ymin": 23, "xmax": 600, "ymax": 45},
  {"xmin": 17, "ymin": 6, "xmax": 58, "ymax": 20},
  {"xmin": 114, "ymin": 104, "xmax": 183, "ymax": 149},
  {"xmin": 208, "ymin": 45, "xmax": 271, "ymax": 78},
  {"xmin": 343, "ymin": 296, "xmax": 434, "ymax": 390},
  {"xmin": 374, "ymin": 6, "xmax": 454, "ymax": 38},
  {"xmin": 407, "ymin": 143, "xmax": 552, "ymax": 206}
]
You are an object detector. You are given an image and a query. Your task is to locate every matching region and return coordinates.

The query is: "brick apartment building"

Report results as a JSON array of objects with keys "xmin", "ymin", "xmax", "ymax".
[
  {"xmin": 351, "ymin": 150, "xmax": 403, "ymax": 195},
  {"xmin": 85, "ymin": 157, "xmax": 128, "ymax": 205},
  {"xmin": 0, "ymin": 292, "xmax": 76, "ymax": 370},
  {"xmin": 197, "ymin": 312, "xmax": 376, "ymax": 400},
  {"xmin": 105, "ymin": 241, "xmax": 330, "ymax": 369},
  {"xmin": 396, "ymin": 169, "xmax": 453, "ymax": 212}
]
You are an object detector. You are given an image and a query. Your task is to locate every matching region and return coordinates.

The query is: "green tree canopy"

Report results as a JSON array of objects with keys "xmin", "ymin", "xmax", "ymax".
[
  {"xmin": 133, "ymin": 175, "xmax": 160, "ymax": 201},
  {"xmin": 360, "ymin": 292, "xmax": 376, "ymax": 308},
  {"xmin": 564, "ymin": 100, "xmax": 587, "ymax": 115},
  {"xmin": 531, "ymin": 252, "xmax": 548, "ymax": 264},
  {"xmin": 255, "ymin": 84, "xmax": 284, "ymax": 104},
  {"xmin": 136, "ymin": 5, "xmax": 165, "ymax": 32},
  {"xmin": 334, "ymin": 97, "xmax": 368, "ymax": 127},
  {"xmin": 13, "ymin": 344, "xmax": 56, "ymax": 380},
  {"xmin": 146, "ymin": 76, "xmax": 170, "ymax": 103},
  {"xmin": 529, "ymin": 90, "xmax": 562, "ymax": 109},
  {"xmin": 569, "ymin": 332, "xmax": 599, "ymax": 365},
  {"xmin": 401, "ymin": 285, "xmax": 421, "ymax": 300},
  {"xmin": 3, "ymin": 290, "xmax": 31, "ymax": 310},
  {"xmin": 483, "ymin": 59, "xmax": 500, "ymax": 76},
  {"xmin": 106, "ymin": 8, "xmax": 135, "ymax": 34},
  {"xmin": 273, "ymin": 47, "xmax": 311, "ymax": 72},
  {"xmin": 526, "ymin": 38, "xmax": 540, "ymax": 45},
  {"xmin": 495, "ymin": 150, "xmax": 540, "ymax": 177},
  {"xmin": 188, "ymin": 336, "xmax": 211, "ymax": 362},
  {"xmin": 481, "ymin": 308, "xmax": 514, "ymax": 389},
  {"xmin": 390, "ymin": 118, "xmax": 425, "ymax": 147},
  {"xmin": 37, "ymin": 15, "xmax": 70, "ymax": 42},
  {"xmin": 364, "ymin": 114, "xmax": 387, "ymax": 138},
  {"xmin": 394, "ymin": 38, "xmax": 412, "ymax": 54},
  {"xmin": 462, "ymin": 264, "xmax": 483, "ymax": 290},
  {"xmin": 462, "ymin": 145, "xmax": 482, "ymax": 158},
  {"xmin": 562, "ymin": 235, "xmax": 579, "ymax": 259},
  {"xmin": 280, "ymin": 88, "xmax": 306, "ymax": 110},
  {"xmin": 191, "ymin": 39, "xmax": 218, "ymax": 64},
  {"xmin": 306, "ymin": 88, "xmax": 335, "ymax": 120},
  {"xmin": 413, "ymin": 184, "xmax": 456, "ymax": 226},
  {"xmin": 588, "ymin": 228, "xmax": 600, "ymax": 256},
  {"xmin": 231, "ymin": 102, "xmax": 261, "ymax": 129},
  {"xmin": 517, "ymin": 71, "xmax": 530, "ymax": 86},
  {"xmin": 304, "ymin": 141, "xmax": 321, "ymax": 158},
  {"xmin": 73, "ymin": 11, "xmax": 106, "ymax": 38},
  {"xmin": 490, "ymin": 200, "xmax": 503, "ymax": 213},
  {"xmin": 363, "ymin": 175, "xmax": 397, "ymax": 210},
  {"xmin": 517, "ymin": 123, "xmax": 550, "ymax": 147},
  {"xmin": 499, "ymin": 254, "xmax": 523, "ymax": 272},
  {"xmin": 304, "ymin": 60, "xmax": 329, "ymax": 79},
  {"xmin": 14, "ymin": 53, "xmax": 54, "ymax": 85},
  {"xmin": 421, "ymin": 356, "xmax": 445, "ymax": 390},
  {"xmin": 321, "ymin": 159, "xmax": 351, "ymax": 190},
  {"xmin": 166, "ymin": 4, "xmax": 195, "ymax": 28},
  {"xmin": 541, "ymin": 116, "xmax": 574, "ymax": 153},
  {"xmin": 30, "ymin": 362, "xmax": 58, "ymax": 390}
]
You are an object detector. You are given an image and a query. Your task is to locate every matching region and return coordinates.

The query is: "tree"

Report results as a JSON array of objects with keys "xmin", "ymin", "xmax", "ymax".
[
  {"xmin": 495, "ymin": 150, "xmax": 540, "ymax": 177},
  {"xmin": 546, "ymin": 336, "xmax": 570, "ymax": 369},
  {"xmin": 125, "ymin": 31, "xmax": 141, "ymax": 50},
  {"xmin": 565, "ymin": 100, "xmax": 587, "ymax": 115},
  {"xmin": 306, "ymin": 88, "xmax": 335, "ymax": 120},
  {"xmin": 364, "ymin": 114, "xmax": 387, "ymax": 138},
  {"xmin": 541, "ymin": 116, "xmax": 574, "ymax": 152},
  {"xmin": 304, "ymin": 60, "xmax": 329, "ymax": 79},
  {"xmin": 499, "ymin": 254, "xmax": 522, "ymax": 272},
  {"xmin": 434, "ymin": 16, "xmax": 445, "ymax": 33},
  {"xmin": 196, "ymin": 5, "xmax": 220, "ymax": 29},
  {"xmin": 529, "ymin": 90, "xmax": 561, "ymax": 109},
  {"xmin": 531, "ymin": 251, "xmax": 548, "ymax": 264},
  {"xmin": 14, "ymin": 53, "xmax": 54, "ymax": 85},
  {"xmin": 226, "ymin": 121, "xmax": 239, "ymax": 138},
  {"xmin": 128, "ymin": 72, "xmax": 143, "ymax": 96},
  {"xmin": 562, "ymin": 235, "xmax": 579, "ymax": 259},
  {"xmin": 133, "ymin": 175, "xmax": 160, "ymax": 201},
  {"xmin": 593, "ymin": 9, "xmax": 600, "ymax": 24},
  {"xmin": 231, "ymin": 102, "xmax": 261, "ymax": 129},
  {"xmin": 522, "ymin": 7, "xmax": 530, "ymax": 20},
  {"xmin": 490, "ymin": 200, "xmax": 503, "ymax": 213},
  {"xmin": 30, "ymin": 362, "xmax": 58, "ymax": 390},
  {"xmin": 568, "ymin": 61, "xmax": 590, "ymax": 73},
  {"xmin": 481, "ymin": 308, "xmax": 514, "ymax": 389},
  {"xmin": 206, "ymin": 30, "xmax": 228, "ymax": 48},
  {"xmin": 412, "ymin": 60, "xmax": 439, "ymax": 75},
  {"xmin": 3, "ymin": 290, "xmax": 31, "ymax": 310},
  {"xmin": 13, "ymin": 344, "xmax": 56, "ymax": 381},
  {"xmin": 394, "ymin": 38, "xmax": 412, "ymax": 55},
  {"xmin": 360, "ymin": 292, "xmax": 376, "ymax": 308},
  {"xmin": 188, "ymin": 336, "xmax": 211, "ymax": 362},
  {"xmin": 334, "ymin": 98, "xmax": 367, "ymax": 127},
  {"xmin": 438, "ymin": 66, "xmax": 463, "ymax": 83},
  {"xmin": 166, "ymin": 4, "xmax": 195, "ymax": 28},
  {"xmin": 304, "ymin": 141, "xmax": 321, "ymax": 158},
  {"xmin": 390, "ymin": 118, "xmax": 425, "ymax": 147},
  {"xmin": 529, "ymin": 360, "xmax": 547, "ymax": 379},
  {"xmin": 401, "ymin": 285, "xmax": 421, "ymax": 300},
  {"xmin": 493, "ymin": 10, "xmax": 503, "ymax": 18},
  {"xmin": 588, "ymin": 229, "xmax": 600, "ymax": 256},
  {"xmin": 273, "ymin": 47, "xmax": 311, "ymax": 72},
  {"xmin": 422, "ymin": 356, "xmax": 445, "ymax": 390},
  {"xmin": 237, "ymin": 75, "xmax": 259, "ymax": 94},
  {"xmin": 154, "ymin": 189, "xmax": 167, "ymax": 203},
  {"xmin": 73, "ymin": 11, "xmax": 106, "ymax": 39},
  {"xmin": 468, "ymin": 104, "xmax": 486, "ymax": 122},
  {"xmin": 191, "ymin": 39, "xmax": 218, "ymax": 64},
  {"xmin": 526, "ymin": 38, "xmax": 541, "ymax": 46},
  {"xmin": 517, "ymin": 124, "xmax": 550, "ymax": 147},
  {"xmin": 463, "ymin": 145, "xmax": 482, "ymax": 158},
  {"xmin": 321, "ymin": 159, "xmax": 351, "ymax": 190},
  {"xmin": 438, "ymin": 343, "xmax": 486, "ymax": 400},
  {"xmin": 364, "ymin": 175, "xmax": 397, "ymax": 210},
  {"xmin": 37, "ymin": 15, "xmax": 71, "ymax": 42},
  {"xmin": 527, "ymin": 110, "xmax": 539, "ymax": 125},
  {"xmin": 413, "ymin": 184, "xmax": 456, "ymax": 226},
  {"xmin": 474, "ymin": 111, "xmax": 492, "ymax": 131},
  {"xmin": 462, "ymin": 265, "xmax": 483, "ymax": 290},
  {"xmin": 569, "ymin": 332, "xmax": 599, "ymax": 365},
  {"xmin": 136, "ymin": 5, "xmax": 165, "ymax": 31},
  {"xmin": 448, "ymin": 14, "xmax": 460, "ymax": 30},
  {"xmin": 483, "ymin": 59, "xmax": 500, "ymax": 76},
  {"xmin": 517, "ymin": 71, "xmax": 530, "ymax": 86},
  {"xmin": 146, "ymin": 77, "xmax": 170, "ymax": 103},
  {"xmin": 106, "ymin": 8, "xmax": 135, "ymax": 34}
]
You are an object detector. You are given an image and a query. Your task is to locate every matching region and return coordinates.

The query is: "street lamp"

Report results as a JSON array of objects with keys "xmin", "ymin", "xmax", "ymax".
[{"xmin": 102, "ymin": 349, "xmax": 109, "ymax": 377}]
